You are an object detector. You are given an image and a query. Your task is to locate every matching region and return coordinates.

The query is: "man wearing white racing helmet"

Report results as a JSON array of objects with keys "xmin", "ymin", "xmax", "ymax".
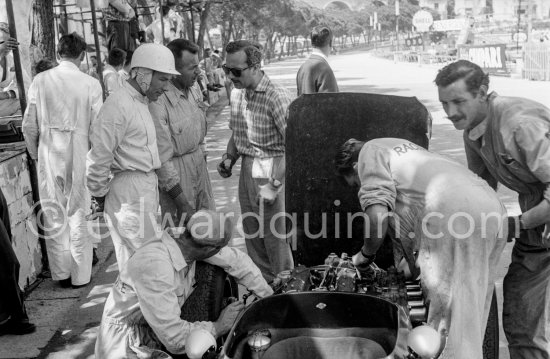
[{"xmin": 87, "ymin": 43, "xmax": 179, "ymax": 271}]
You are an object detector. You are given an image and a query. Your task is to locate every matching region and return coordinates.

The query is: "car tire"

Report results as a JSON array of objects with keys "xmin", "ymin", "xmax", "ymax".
[
  {"xmin": 482, "ymin": 289, "xmax": 499, "ymax": 359},
  {"xmin": 180, "ymin": 261, "xmax": 239, "ymax": 321}
]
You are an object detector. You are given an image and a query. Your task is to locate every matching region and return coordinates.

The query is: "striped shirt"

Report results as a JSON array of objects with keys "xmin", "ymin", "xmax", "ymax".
[{"xmin": 229, "ymin": 73, "xmax": 293, "ymax": 158}]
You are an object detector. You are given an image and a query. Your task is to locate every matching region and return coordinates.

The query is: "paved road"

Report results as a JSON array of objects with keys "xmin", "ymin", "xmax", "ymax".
[{"xmin": 5, "ymin": 50, "xmax": 549, "ymax": 359}]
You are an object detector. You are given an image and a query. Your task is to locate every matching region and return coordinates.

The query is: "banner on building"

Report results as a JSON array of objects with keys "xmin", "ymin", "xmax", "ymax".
[
  {"xmin": 458, "ymin": 44, "xmax": 508, "ymax": 73},
  {"xmin": 433, "ymin": 18, "xmax": 468, "ymax": 32}
]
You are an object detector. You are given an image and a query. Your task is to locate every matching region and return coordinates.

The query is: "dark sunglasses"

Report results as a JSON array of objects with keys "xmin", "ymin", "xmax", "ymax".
[{"xmin": 222, "ymin": 64, "xmax": 254, "ymax": 77}]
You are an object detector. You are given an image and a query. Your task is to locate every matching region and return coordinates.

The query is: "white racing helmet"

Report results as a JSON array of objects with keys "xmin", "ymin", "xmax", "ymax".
[
  {"xmin": 130, "ymin": 43, "xmax": 179, "ymax": 75},
  {"xmin": 186, "ymin": 329, "xmax": 217, "ymax": 359}
]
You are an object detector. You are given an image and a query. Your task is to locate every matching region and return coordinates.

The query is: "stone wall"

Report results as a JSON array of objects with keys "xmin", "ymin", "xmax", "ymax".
[{"xmin": 0, "ymin": 151, "xmax": 41, "ymax": 290}]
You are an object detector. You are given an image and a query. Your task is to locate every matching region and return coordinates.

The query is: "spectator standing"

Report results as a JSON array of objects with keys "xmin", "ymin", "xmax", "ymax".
[
  {"xmin": 145, "ymin": 5, "xmax": 173, "ymax": 45},
  {"xmin": 296, "ymin": 25, "xmax": 339, "ymax": 96},
  {"xmin": 0, "ymin": 23, "xmax": 21, "ymax": 117},
  {"xmin": 118, "ymin": 50, "xmax": 132, "ymax": 81},
  {"xmin": 102, "ymin": 0, "xmax": 138, "ymax": 52},
  {"xmin": 103, "ymin": 48, "xmax": 126, "ymax": 96},
  {"xmin": 87, "ymin": 55, "xmax": 99, "ymax": 79}
]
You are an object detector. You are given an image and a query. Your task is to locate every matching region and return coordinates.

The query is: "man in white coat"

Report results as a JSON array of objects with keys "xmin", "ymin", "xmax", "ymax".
[{"xmin": 22, "ymin": 33, "xmax": 103, "ymax": 288}]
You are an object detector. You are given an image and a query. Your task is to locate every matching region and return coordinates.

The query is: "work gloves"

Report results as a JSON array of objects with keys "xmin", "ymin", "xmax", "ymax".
[{"xmin": 217, "ymin": 153, "xmax": 237, "ymax": 178}]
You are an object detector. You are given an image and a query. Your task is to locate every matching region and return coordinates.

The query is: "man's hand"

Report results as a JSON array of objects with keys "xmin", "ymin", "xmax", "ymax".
[
  {"xmin": 352, "ymin": 249, "xmax": 376, "ymax": 270},
  {"xmin": 0, "ymin": 37, "xmax": 18, "ymax": 58},
  {"xmin": 213, "ymin": 300, "xmax": 244, "ymax": 337},
  {"xmin": 87, "ymin": 196, "xmax": 105, "ymax": 221},
  {"xmin": 173, "ymin": 193, "xmax": 194, "ymax": 225},
  {"xmin": 217, "ymin": 153, "xmax": 236, "ymax": 178},
  {"xmin": 127, "ymin": 7, "xmax": 136, "ymax": 19},
  {"xmin": 256, "ymin": 180, "xmax": 282, "ymax": 205}
]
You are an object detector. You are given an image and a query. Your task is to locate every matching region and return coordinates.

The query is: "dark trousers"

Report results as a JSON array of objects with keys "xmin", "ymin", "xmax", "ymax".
[
  {"xmin": 0, "ymin": 188, "xmax": 27, "ymax": 324},
  {"xmin": 106, "ymin": 21, "xmax": 137, "ymax": 53}
]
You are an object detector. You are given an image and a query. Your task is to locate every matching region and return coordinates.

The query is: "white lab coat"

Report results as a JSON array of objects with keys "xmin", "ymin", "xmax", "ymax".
[{"xmin": 22, "ymin": 61, "xmax": 103, "ymax": 285}]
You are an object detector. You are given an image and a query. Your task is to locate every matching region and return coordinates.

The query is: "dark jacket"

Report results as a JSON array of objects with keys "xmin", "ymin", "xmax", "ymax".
[{"xmin": 296, "ymin": 54, "xmax": 338, "ymax": 96}]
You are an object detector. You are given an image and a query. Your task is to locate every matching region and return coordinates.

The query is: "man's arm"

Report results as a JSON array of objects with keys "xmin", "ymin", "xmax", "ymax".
[
  {"xmin": 317, "ymin": 65, "xmax": 338, "ymax": 93},
  {"xmin": 22, "ymin": 82, "xmax": 39, "ymax": 160},
  {"xmin": 108, "ymin": 0, "xmax": 134, "ymax": 17},
  {"xmin": 353, "ymin": 145, "xmax": 396, "ymax": 266},
  {"xmin": 513, "ymin": 120, "xmax": 550, "ymax": 229},
  {"xmin": 130, "ymin": 256, "xmax": 216, "ymax": 355},
  {"xmin": 360, "ymin": 204, "xmax": 389, "ymax": 256},
  {"xmin": 204, "ymin": 246, "xmax": 273, "ymax": 298},
  {"xmin": 86, "ymin": 100, "xmax": 124, "ymax": 197}
]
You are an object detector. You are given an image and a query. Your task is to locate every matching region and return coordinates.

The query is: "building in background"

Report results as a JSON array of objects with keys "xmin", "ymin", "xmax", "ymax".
[{"xmin": 419, "ymin": 0, "xmax": 450, "ymax": 19}]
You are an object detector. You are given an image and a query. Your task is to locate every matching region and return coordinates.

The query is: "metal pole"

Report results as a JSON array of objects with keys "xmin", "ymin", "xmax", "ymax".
[
  {"xmin": 5, "ymin": 0, "xmax": 26, "ymax": 113},
  {"xmin": 159, "ymin": 0, "xmax": 166, "ymax": 44},
  {"xmin": 190, "ymin": 1, "xmax": 196, "ymax": 43},
  {"xmin": 89, "ymin": 0, "xmax": 106, "ymax": 100},
  {"xmin": 517, "ymin": 0, "xmax": 522, "ymax": 53}
]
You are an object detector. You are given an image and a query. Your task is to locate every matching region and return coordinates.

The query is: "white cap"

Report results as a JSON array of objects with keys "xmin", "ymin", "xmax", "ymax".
[{"xmin": 131, "ymin": 43, "xmax": 179, "ymax": 75}]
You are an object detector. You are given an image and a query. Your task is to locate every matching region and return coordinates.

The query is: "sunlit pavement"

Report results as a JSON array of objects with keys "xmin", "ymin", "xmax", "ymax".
[{"xmin": 4, "ymin": 51, "xmax": 549, "ymax": 358}]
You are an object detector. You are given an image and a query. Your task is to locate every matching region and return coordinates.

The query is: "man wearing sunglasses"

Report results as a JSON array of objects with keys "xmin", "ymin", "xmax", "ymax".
[{"xmin": 217, "ymin": 40, "xmax": 294, "ymax": 282}]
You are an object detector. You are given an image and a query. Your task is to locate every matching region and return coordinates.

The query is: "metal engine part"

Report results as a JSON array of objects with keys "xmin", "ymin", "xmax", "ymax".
[{"xmin": 273, "ymin": 252, "xmax": 429, "ymax": 325}]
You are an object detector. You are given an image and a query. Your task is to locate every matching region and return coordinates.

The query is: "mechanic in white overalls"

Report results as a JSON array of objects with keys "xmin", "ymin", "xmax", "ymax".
[
  {"xmin": 95, "ymin": 210, "xmax": 273, "ymax": 359},
  {"xmin": 436, "ymin": 60, "xmax": 550, "ymax": 359},
  {"xmin": 87, "ymin": 44, "xmax": 179, "ymax": 271},
  {"xmin": 23, "ymin": 33, "xmax": 103, "ymax": 287},
  {"xmin": 336, "ymin": 137, "xmax": 507, "ymax": 359}
]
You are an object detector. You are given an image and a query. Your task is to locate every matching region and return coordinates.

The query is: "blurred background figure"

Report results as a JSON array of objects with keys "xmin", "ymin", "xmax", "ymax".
[
  {"xmin": 103, "ymin": 48, "xmax": 126, "ymax": 96},
  {"xmin": 0, "ymin": 22, "xmax": 20, "ymax": 117},
  {"xmin": 102, "ymin": 0, "xmax": 138, "ymax": 52}
]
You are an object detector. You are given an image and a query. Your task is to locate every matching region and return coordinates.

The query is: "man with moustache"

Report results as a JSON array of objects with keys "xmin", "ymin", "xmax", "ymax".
[
  {"xmin": 149, "ymin": 39, "xmax": 215, "ymax": 226},
  {"xmin": 435, "ymin": 59, "xmax": 550, "ymax": 359},
  {"xmin": 87, "ymin": 44, "xmax": 179, "ymax": 271},
  {"xmin": 217, "ymin": 40, "xmax": 294, "ymax": 282}
]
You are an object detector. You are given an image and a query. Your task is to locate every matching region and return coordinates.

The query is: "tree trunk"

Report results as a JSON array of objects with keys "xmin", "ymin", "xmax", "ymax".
[
  {"xmin": 31, "ymin": 0, "xmax": 56, "ymax": 65},
  {"xmin": 278, "ymin": 36, "xmax": 286, "ymax": 60},
  {"xmin": 196, "ymin": 1, "xmax": 212, "ymax": 52},
  {"xmin": 265, "ymin": 29, "xmax": 274, "ymax": 61}
]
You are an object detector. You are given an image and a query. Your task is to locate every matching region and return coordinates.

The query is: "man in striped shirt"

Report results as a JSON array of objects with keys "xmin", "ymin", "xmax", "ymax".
[{"xmin": 217, "ymin": 40, "xmax": 294, "ymax": 281}]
